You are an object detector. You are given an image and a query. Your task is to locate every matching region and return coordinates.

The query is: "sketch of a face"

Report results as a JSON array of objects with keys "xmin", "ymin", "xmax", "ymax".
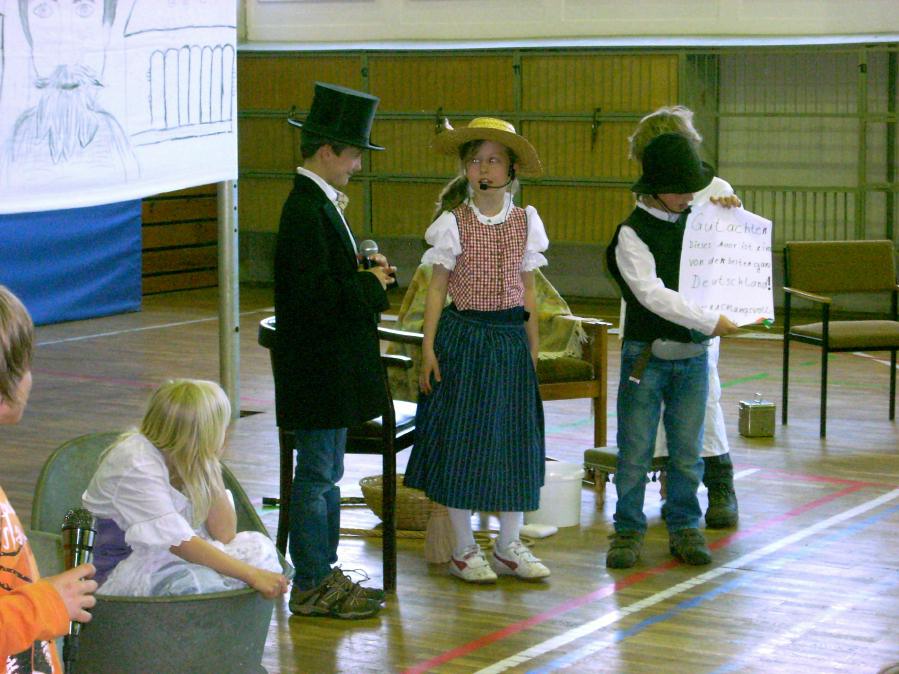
[{"xmin": 21, "ymin": 0, "xmax": 115, "ymax": 80}]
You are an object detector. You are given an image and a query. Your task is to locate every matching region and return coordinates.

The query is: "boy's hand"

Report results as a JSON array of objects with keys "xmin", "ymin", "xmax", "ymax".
[
  {"xmin": 709, "ymin": 195, "xmax": 742, "ymax": 209},
  {"xmin": 367, "ymin": 266, "xmax": 397, "ymax": 290},
  {"xmin": 46, "ymin": 563, "xmax": 98, "ymax": 624},
  {"xmin": 711, "ymin": 314, "xmax": 740, "ymax": 336}
]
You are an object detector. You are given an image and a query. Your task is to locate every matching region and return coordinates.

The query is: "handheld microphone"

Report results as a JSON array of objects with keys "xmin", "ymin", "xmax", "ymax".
[
  {"xmin": 359, "ymin": 239, "xmax": 379, "ymax": 269},
  {"xmin": 61, "ymin": 508, "xmax": 96, "ymax": 674}
]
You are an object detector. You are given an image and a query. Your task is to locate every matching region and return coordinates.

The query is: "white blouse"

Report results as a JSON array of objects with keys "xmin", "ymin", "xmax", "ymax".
[
  {"xmin": 82, "ymin": 433, "xmax": 199, "ymax": 551},
  {"xmin": 421, "ymin": 193, "xmax": 549, "ymax": 272}
]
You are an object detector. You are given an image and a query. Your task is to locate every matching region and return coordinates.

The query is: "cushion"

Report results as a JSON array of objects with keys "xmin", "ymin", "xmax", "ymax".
[
  {"xmin": 791, "ymin": 320, "xmax": 899, "ymax": 349},
  {"xmin": 537, "ymin": 356, "xmax": 593, "ymax": 384}
]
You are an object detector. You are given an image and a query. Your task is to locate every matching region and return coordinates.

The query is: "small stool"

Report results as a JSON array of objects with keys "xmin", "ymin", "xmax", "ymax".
[{"xmin": 583, "ymin": 447, "xmax": 668, "ymax": 509}]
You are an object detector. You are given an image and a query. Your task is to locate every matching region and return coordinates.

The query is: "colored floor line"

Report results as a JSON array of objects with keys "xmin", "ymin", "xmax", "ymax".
[
  {"xmin": 473, "ymin": 487, "xmax": 899, "ymax": 674},
  {"xmin": 529, "ymin": 501, "xmax": 899, "ymax": 674},
  {"xmin": 401, "ymin": 481, "xmax": 882, "ymax": 674}
]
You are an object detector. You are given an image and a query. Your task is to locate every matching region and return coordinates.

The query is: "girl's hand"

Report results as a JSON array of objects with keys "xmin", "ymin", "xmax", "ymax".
[
  {"xmin": 710, "ymin": 195, "xmax": 741, "ymax": 209},
  {"xmin": 419, "ymin": 348, "xmax": 441, "ymax": 395},
  {"xmin": 247, "ymin": 568, "xmax": 289, "ymax": 599}
]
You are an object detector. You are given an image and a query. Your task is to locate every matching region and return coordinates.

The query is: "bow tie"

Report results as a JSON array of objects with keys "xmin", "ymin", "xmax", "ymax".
[{"xmin": 334, "ymin": 191, "xmax": 349, "ymax": 213}]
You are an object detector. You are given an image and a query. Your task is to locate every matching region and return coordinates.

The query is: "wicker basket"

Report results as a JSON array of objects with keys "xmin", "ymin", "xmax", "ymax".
[{"xmin": 359, "ymin": 474, "xmax": 436, "ymax": 531}]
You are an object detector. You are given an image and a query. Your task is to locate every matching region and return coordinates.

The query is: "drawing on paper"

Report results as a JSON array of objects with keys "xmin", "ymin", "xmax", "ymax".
[
  {"xmin": 3, "ymin": 0, "xmax": 138, "ymax": 187},
  {"xmin": 0, "ymin": 0, "xmax": 237, "ymax": 209}
]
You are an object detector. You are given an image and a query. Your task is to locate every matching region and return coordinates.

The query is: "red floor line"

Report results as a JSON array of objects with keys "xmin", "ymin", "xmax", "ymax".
[{"xmin": 401, "ymin": 482, "xmax": 870, "ymax": 674}]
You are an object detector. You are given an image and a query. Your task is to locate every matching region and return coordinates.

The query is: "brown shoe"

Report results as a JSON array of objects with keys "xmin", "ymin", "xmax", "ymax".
[
  {"xmin": 289, "ymin": 570, "xmax": 381, "ymax": 619},
  {"xmin": 330, "ymin": 568, "xmax": 386, "ymax": 603}
]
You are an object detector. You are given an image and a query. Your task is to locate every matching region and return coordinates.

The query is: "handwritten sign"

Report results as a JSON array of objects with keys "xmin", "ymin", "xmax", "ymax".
[{"xmin": 680, "ymin": 203, "xmax": 774, "ymax": 326}]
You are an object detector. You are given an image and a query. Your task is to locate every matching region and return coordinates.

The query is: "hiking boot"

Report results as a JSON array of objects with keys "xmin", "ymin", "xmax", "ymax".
[
  {"xmin": 330, "ymin": 568, "xmax": 386, "ymax": 603},
  {"xmin": 490, "ymin": 540, "xmax": 551, "ymax": 580},
  {"xmin": 669, "ymin": 528, "xmax": 712, "ymax": 565},
  {"xmin": 605, "ymin": 530, "xmax": 644, "ymax": 569},
  {"xmin": 449, "ymin": 544, "xmax": 498, "ymax": 583},
  {"xmin": 703, "ymin": 454, "xmax": 739, "ymax": 529},
  {"xmin": 289, "ymin": 570, "xmax": 382, "ymax": 619}
]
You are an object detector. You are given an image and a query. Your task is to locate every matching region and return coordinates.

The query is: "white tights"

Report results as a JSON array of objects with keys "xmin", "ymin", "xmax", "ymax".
[{"xmin": 448, "ymin": 508, "xmax": 523, "ymax": 556}]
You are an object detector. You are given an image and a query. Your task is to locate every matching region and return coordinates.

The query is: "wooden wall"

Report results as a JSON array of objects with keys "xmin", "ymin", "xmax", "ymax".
[
  {"xmin": 237, "ymin": 50, "xmax": 679, "ymax": 249},
  {"xmin": 141, "ymin": 185, "xmax": 219, "ymax": 294}
]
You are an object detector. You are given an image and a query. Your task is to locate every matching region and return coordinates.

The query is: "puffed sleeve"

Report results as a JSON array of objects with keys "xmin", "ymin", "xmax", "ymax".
[
  {"xmin": 522, "ymin": 205, "xmax": 549, "ymax": 271},
  {"xmin": 420, "ymin": 211, "xmax": 461, "ymax": 270},
  {"xmin": 83, "ymin": 435, "xmax": 197, "ymax": 550}
]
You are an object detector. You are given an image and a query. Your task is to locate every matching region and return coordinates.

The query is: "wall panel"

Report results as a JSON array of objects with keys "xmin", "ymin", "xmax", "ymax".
[
  {"xmin": 525, "ymin": 185, "xmax": 633, "ymax": 244},
  {"xmin": 238, "ymin": 54, "xmax": 362, "ymax": 111},
  {"xmin": 369, "ymin": 54, "xmax": 515, "ymax": 113},
  {"xmin": 371, "ymin": 182, "xmax": 440, "ymax": 237},
  {"xmin": 521, "ymin": 53, "xmax": 678, "ymax": 113}
]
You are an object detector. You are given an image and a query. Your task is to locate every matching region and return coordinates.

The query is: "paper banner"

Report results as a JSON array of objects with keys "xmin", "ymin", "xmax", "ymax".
[{"xmin": 0, "ymin": 0, "xmax": 237, "ymax": 214}]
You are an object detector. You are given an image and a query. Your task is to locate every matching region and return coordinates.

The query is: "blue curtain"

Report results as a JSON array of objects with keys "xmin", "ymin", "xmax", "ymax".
[{"xmin": 0, "ymin": 201, "xmax": 142, "ymax": 325}]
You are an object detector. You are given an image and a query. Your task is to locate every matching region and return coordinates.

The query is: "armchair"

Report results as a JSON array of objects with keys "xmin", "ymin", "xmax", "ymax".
[{"xmin": 782, "ymin": 240, "xmax": 899, "ymax": 437}]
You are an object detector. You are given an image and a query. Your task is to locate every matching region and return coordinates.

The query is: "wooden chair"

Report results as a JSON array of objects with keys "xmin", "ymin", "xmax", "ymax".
[
  {"xmin": 386, "ymin": 264, "xmax": 610, "ymax": 448},
  {"xmin": 257, "ymin": 318, "xmax": 417, "ymax": 592},
  {"xmin": 30, "ymin": 432, "xmax": 287, "ymax": 674},
  {"xmin": 782, "ymin": 240, "xmax": 899, "ymax": 437}
]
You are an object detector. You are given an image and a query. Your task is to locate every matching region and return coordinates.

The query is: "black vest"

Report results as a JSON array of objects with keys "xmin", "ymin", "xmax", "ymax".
[{"xmin": 606, "ymin": 206, "xmax": 693, "ymax": 343}]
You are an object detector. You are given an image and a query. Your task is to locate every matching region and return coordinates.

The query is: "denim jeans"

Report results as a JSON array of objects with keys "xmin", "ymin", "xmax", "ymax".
[
  {"xmin": 289, "ymin": 428, "xmax": 346, "ymax": 590},
  {"xmin": 614, "ymin": 340, "xmax": 708, "ymax": 534}
]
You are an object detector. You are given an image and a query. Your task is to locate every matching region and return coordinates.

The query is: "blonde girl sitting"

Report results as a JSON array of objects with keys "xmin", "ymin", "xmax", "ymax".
[{"xmin": 83, "ymin": 379, "xmax": 288, "ymax": 598}]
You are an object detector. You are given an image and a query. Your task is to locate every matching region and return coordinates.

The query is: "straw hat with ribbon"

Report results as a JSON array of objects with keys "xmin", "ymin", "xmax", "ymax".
[{"xmin": 433, "ymin": 117, "xmax": 543, "ymax": 177}]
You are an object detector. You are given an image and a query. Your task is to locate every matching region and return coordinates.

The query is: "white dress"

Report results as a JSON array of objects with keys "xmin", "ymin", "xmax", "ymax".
[{"xmin": 82, "ymin": 433, "xmax": 282, "ymax": 597}]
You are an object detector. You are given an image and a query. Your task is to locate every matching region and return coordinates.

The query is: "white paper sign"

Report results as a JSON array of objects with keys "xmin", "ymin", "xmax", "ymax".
[
  {"xmin": 0, "ymin": 1, "xmax": 238, "ymax": 214},
  {"xmin": 679, "ymin": 203, "xmax": 775, "ymax": 326}
]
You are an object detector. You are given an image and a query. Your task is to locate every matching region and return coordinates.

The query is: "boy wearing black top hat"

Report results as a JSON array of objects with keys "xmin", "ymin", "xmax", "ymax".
[
  {"xmin": 273, "ymin": 83, "xmax": 396, "ymax": 618},
  {"xmin": 605, "ymin": 133, "xmax": 739, "ymax": 569}
]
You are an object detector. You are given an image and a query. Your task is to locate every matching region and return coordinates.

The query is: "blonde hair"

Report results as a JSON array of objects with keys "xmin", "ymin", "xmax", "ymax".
[
  {"xmin": 628, "ymin": 106, "xmax": 703, "ymax": 162},
  {"xmin": 0, "ymin": 286, "xmax": 34, "ymax": 407},
  {"xmin": 139, "ymin": 379, "xmax": 230, "ymax": 525},
  {"xmin": 432, "ymin": 139, "xmax": 519, "ymax": 221}
]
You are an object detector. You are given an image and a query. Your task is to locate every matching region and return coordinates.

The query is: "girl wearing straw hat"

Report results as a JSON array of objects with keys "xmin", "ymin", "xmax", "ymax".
[{"xmin": 403, "ymin": 118, "xmax": 550, "ymax": 584}]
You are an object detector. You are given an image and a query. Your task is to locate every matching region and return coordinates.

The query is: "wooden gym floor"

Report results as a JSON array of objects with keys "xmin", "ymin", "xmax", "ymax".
[{"xmin": 4, "ymin": 287, "xmax": 898, "ymax": 674}]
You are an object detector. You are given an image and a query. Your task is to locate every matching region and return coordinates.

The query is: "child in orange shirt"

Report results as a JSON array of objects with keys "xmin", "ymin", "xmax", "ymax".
[{"xmin": 0, "ymin": 285, "xmax": 97, "ymax": 673}]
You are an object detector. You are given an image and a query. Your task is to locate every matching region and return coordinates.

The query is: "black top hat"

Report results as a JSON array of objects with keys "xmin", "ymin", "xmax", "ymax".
[
  {"xmin": 630, "ymin": 133, "xmax": 714, "ymax": 195},
  {"xmin": 287, "ymin": 82, "xmax": 384, "ymax": 151}
]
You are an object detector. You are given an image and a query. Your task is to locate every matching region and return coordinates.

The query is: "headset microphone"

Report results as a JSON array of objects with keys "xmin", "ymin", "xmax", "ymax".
[{"xmin": 478, "ymin": 167, "xmax": 517, "ymax": 191}]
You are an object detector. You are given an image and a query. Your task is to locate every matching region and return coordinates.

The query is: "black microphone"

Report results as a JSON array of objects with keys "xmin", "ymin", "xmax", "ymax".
[
  {"xmin": 478, "ymin": 167, "xmax": 516, "ymax": 191},
  {"xmin": 359, "ymin": 239, "xmax": 379, "ymax": 269},
  {"xmin": 61, "ymin": 508, "xmax": 96, "ymax": 674}
]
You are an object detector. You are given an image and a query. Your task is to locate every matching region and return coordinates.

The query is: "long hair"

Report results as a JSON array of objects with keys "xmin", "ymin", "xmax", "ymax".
[
  {"xmin": 628, "ymin": 106, "xmax": 703, "ymax": 162},
  {"xmin": 138, "ymin": 379, "xmax": 230, "ymax": 526},
  {"xmin": 432, "ymin": 140, "xmax": 519, "ymax": 220},
  {"xmin": 0, "ymin": 286, "xmax": 34, "ymax": 407}
]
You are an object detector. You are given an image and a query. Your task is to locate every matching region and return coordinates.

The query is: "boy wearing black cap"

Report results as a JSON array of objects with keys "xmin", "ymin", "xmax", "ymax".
[
  {"xmin": 605, "ymin": 133, "xmax": 739, "ymax": 569},
  {"xmin": 274, "ymin": 83, "xmax": 396, "ymax": 619}
]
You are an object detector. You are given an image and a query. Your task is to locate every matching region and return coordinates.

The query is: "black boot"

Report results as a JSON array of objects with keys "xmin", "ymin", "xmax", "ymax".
[{"xmin": 703, "ymin": 454, "xmax": 738, "ymax": 528}]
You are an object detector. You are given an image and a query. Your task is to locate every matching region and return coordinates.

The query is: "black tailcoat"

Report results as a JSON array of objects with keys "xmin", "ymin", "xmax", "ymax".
[{"xmin": 273, "ymin": 173, "xmax": 390, "ymax": 430}]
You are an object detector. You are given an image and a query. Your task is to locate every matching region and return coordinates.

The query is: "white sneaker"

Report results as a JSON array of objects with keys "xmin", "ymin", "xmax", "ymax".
[
  {"xmin": 449, "ymin": 545, "xmax": 498, "ymax": 584},
  {"xmin": 491, "ymin": 540, "xmax": 551, "ymax": 580}
]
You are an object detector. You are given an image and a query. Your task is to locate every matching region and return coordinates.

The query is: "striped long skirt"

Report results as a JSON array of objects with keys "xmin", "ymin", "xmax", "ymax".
[{"xmin": 404, "ymin": 306, "xmax": 545, "ymax": 512}]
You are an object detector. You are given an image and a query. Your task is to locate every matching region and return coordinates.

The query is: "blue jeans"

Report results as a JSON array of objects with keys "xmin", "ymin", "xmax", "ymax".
[
  {"xmin": 614, "ymin": 340, "xmax": 708, "ymax": 534},
  {"xmin": 289, "ymin": 428, "xmax": 346, "ymax": 591}
]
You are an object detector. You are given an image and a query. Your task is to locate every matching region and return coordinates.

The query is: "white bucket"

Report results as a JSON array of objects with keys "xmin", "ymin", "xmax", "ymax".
[{"xmin": 524, "ymin": 461, "xmax": 584, "ymax": 528}]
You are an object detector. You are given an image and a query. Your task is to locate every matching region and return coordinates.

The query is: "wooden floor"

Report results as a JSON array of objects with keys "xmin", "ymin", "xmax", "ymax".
[{"xmin": 5, "ymin": 287, "xmax": 899, "ymax": 674}]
